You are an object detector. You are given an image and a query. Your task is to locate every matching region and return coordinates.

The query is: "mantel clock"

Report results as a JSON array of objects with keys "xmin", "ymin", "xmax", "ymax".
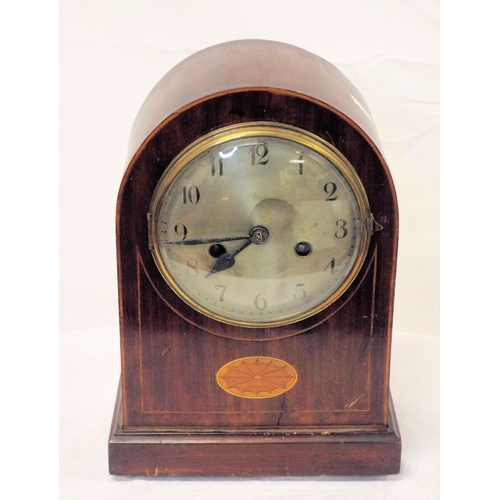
[{"xmin": 108, "ymin": 40, "xmax": 401, "ymax": 476}]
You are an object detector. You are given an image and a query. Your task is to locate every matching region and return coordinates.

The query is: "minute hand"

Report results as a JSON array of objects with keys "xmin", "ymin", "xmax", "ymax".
[{"xmin": 164, "ymin": 235, "xmax": 250, "ymax": 245}]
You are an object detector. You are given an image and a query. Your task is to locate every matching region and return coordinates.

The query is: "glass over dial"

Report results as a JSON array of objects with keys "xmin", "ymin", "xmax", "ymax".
[{"xmin": 149, "ymin": 123, "xmax": 371, "ymax": 327}]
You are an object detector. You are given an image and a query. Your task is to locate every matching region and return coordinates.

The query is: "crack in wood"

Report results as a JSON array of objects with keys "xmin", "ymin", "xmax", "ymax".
[{"xmin": 276, "ymin": 395, "xmax": 287, "ymax": 426}]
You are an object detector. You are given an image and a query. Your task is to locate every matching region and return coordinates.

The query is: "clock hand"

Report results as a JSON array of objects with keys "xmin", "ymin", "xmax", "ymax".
[
  {"xmin": 164, "ymin": 235, "xmax": 250, "ymax": 245},
  {"xmin": 205, "ymin": 238, "xmax": 252, "ymax": 277},
  {"xmin": 205, "ymin": 225, "xmax": 269, "ymax": 277}
]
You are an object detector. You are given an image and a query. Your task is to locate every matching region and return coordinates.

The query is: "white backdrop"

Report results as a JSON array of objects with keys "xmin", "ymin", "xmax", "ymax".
[{"xmin": 59, "ymin": 1, "xmax": 440, "ymax": 499}]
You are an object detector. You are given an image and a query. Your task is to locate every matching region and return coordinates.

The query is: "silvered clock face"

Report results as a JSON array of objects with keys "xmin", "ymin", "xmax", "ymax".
[{"xmin": 149, "ymin": 123, "xmax": 371, "ymax": 327}]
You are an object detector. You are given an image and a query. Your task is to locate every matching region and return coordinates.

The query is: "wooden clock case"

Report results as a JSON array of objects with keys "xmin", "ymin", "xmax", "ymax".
[{"xmin": 109, "ymin": 40, "xmax": 401, "ymax": 476}]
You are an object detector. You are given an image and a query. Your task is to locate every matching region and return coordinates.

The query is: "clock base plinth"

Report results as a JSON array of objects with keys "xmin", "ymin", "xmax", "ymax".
[{"xmin": 108, "ymin": 384, "xmax": 402, "ymax": 477}]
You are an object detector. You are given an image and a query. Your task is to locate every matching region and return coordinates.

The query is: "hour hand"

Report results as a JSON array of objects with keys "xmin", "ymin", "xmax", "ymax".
[
  {"xmin": 205, "ymin": 253, "xmax": 235, "ymax": 277},
  {"xmin": 205, "ymin": 238, "xmax": 252, "ymax": 277}
]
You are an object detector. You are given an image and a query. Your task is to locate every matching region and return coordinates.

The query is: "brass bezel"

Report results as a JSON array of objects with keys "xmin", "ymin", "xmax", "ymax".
[{"xmin": 149, "ymin": 122, "xmax": 372, "ymax": 328}]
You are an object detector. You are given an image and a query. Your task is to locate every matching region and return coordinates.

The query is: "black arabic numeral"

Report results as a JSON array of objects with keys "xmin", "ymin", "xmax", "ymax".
[
  {"xmin": 174, "ymin": 223, "xmax": 188, "ymax": 241},
  {"xmin": 254, "ymin": 292, "xmax": 268, "ymax": 310},
  {"xmin": 335, "ymin": 219, "xmax": 348, "ymax": 239},
  {"xmin": 182, "ymin": 185, "xmax": 200, "ymax": 204},
  {"xmin": 324, "ymin": 257, "xmax": 336, "ymax": 274},
  {"xmin": 186, "ymin": 259, "xmax": 199, "ymax": 277},
  {"xmin": 294, "ymin": 283, "xmax": 307, "ymax": 300},
  {"xmin": 249, "ymin": 143, "xmax": 269, "ymax": 165},
  {"xmin": 324, "ymin": 182, "xmax": 338, "ymax": 201},
  {"xmin": 298, "ymin": 153, "xmax": 304, "ymax": 175},
  {"xmin": 215, "ymin": 284, "xmax": 227, "ymax": 302},
  {"xmin": 210, "ymin": 155, "xmax": 224, "ymax": 176}
]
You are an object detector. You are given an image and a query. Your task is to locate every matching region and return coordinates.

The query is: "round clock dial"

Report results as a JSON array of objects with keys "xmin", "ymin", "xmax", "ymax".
[{"xmin": 149, "ymin": 123, "xmax": 371, "ymax": 327}]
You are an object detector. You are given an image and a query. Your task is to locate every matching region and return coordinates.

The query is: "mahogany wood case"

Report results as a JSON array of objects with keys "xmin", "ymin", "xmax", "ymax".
[{"xmin": 109, "ymin": 40, "xmax": 401, "ymax": 476}]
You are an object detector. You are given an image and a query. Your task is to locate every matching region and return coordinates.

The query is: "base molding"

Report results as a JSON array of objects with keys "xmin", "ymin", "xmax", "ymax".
[{"xmin": 108, "ymin": 384, "xmax": 401, "ymax": 477}]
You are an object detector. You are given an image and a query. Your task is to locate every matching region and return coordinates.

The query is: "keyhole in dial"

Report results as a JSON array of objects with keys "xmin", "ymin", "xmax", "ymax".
[
  {"xmin": 295, "ymin": 241, "xmax": 312, "ymax": 257},
  {"xmin": 209, "ymin": 244, "xmax": 227, "ymax": 258}
]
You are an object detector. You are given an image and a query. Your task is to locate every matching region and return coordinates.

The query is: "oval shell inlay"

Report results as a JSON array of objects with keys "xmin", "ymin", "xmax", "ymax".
[{"xmin": 216, "ymin": 356, "xmax": 298, "ymax": 399}]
